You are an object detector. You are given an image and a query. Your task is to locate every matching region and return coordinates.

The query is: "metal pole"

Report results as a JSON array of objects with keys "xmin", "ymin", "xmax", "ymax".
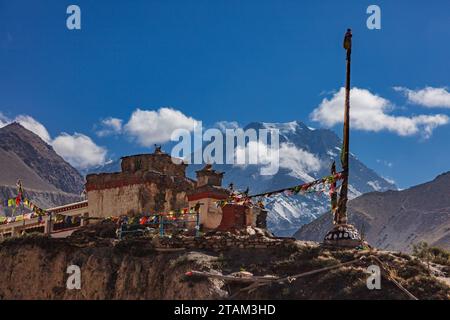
[
  {"xmin": 337, "ymin": 28, "xmax": 352, "ymax": 225},
  {"xmin": 159, "ymin": 214, "xmax": 164, "ymax": 237},
  {"xmin": 195, "ymin": 212, "xmax": 200, "ymax": 237}
]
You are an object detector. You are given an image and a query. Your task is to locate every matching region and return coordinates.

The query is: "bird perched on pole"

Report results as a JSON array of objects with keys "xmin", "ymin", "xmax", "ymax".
[{"xmin": 343, "ymin": 28, "xmax": 352, "ymax": 59}]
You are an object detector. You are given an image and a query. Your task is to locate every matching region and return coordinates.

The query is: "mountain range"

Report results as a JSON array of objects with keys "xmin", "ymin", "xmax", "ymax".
[
  {"xmin": 3, "ymin": 121, "xmax": 448, "ymax": 252},
  {"xmin": 204, "ymin": 121, "xmax": 397, "ymax": 236},
  {"xmin": 0, "ymin": 121, "xmax": 450, "ymax": 251},
  {"xmin": 295, "ymin": 171, "xmax": 450, "ymax": 252},
  {"xmin": 89, "ymin": 121, "xmax": 397, "ymax": 236},
  {"xmin": 0, "ymin": 123, "xmax": 83, "ymax": 215}
]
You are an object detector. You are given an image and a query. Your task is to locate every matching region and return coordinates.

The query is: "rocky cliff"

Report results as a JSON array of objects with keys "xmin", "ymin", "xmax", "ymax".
[{"xmin": 0, "ymin": 223, "xmax": 448, "ymax": 300}]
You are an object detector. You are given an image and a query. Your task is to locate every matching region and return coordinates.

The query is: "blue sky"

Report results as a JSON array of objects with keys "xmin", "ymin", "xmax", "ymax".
[{"xmin": 0, "ymin": 0, "xmax": 449, "ymax": 188}]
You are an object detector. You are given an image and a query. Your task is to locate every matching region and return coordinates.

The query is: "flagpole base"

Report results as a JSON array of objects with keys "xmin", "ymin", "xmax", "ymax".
[{"xmin": 323, "ymin": 224, "xmax": 363, "ymax": 248}]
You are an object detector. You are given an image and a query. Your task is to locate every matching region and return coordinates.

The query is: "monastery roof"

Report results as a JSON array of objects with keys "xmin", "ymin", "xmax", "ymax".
[{"xmin": 46, "ymin": 200, "xmax": 88, "ymax": 212}]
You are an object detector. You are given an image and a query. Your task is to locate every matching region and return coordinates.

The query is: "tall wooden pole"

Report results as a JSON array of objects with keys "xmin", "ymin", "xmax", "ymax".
[
  {"xmin": 330, "ymin": 161, "xmax": 338, "ymax": 224},
  {"xmin": 337, "ymin": 29, "xmax": 352, "ymax": 225}
]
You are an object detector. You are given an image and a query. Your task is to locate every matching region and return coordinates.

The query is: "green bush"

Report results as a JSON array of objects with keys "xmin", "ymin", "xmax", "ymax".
[{"xmin": 412, "ymin": 242, "xmax": 450, "ymax": 266}]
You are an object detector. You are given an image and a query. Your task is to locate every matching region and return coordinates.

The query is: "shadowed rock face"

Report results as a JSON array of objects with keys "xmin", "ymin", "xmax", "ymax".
[
  {"xmin": 295, "ymin": 172, "xmax": 450, "ymax": 252},
  {"xmin": 0, "ymin": 123, "xmax": 84, "ymax": 195}
]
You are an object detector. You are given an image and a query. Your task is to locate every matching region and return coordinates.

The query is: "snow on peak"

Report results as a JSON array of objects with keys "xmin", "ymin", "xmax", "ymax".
[
  {"xmin": 367, "ymin": 180, "xmax": 382, "ymax": 191},
  {"xmin": 261, "ymin": 121, "xmax": 300, "ymax": 133},
  {"xmin": 327, "ymin": 149, "xmax": 338, "ymax": 157}
]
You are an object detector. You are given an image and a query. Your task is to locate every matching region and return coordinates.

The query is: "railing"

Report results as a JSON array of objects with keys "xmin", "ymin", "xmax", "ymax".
[{"xmin": 117, "ymin": 213, "xmax": 201, "ymax": 239}]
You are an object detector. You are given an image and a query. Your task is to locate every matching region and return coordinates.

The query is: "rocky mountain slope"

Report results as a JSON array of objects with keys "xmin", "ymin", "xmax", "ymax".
[
  {"xmin": 0, "ymin": 123, "xmax": 83, "ymax": 213},
  {"xmin": 91, "ymin": 121, "xmax": 396, "ymax": 237},
  {"xmin": 0, "ymin": 186, "xmax": 81, "ymax": 213},
  {"xmin": 295, "ymin": 172, "xmax": 450, "ymax": 252},
  {"xmin": 0, "ymin": 224, "xmax": 448, "ymax": 300}
]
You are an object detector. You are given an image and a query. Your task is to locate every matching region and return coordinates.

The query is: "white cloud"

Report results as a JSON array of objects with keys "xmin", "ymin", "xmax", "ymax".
[
  {"xmin": 215, "ymin": 121, "xmax": 240, "ymax": 132},
  {"xmin": 277, "ymin": 143, "xmax": 322, "ymax": 180},
  {"xmin": 15, "ymin": 115, "xmax": 52, "ymax": 143},
  {"xmin": 52, "ymin": 133, "xmax": 107, "ymax": 170},
  {"xmin": 394, "ymin": 86, "xmax": 450, "ymax": 108},
  {"xmin": 0, "ymin": 113, "xmax": 9, "ymax": 127},
  {"xmin": 0, "ymin": 114, "xmax": 52, "ymax": 143},
  {"xmin": 96, "ymin": 117, "xmax": 123, "ymax": 137},
  {"xmin": 310, "ymin": 87, "xmax": 449, "ymax": 138},
  {"xmin": 124, "ymin": 108, "xmax": 199, "ymax": 147},
  {"xmin": 235, "ymin": 141, "xmax": 321, "ymax": 181}
]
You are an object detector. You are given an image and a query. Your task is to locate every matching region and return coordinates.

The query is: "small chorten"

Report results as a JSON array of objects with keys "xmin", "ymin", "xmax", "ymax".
[
  {"xmin": 195, "ymin": 163, "xmax": 224, "ymax": 188},
  {"xmin": 154, "ymin": 144, "xmax": 163, "ymax": 154}
]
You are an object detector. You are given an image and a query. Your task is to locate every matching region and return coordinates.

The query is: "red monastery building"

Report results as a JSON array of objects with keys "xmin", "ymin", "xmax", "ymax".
[
  {"xmin": 85, "ymin": 148, "xmax": 267, "ymax": 232},
  {"xmin": 0, "ymin": 147, "xmax": 267, "ymax": 238},
  {"xmin": 85, "ymin": 147, "xmax": 195, "ymax": 218}
]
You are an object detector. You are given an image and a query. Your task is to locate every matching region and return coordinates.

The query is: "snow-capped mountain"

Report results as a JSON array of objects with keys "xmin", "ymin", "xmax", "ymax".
[
  {"xmin": 89, "ymin": 121, "xmax": 397, "ymax": 236},
  {"xmin": 187, "ymin": 121, "xmax": 397, "ymax": 236}
]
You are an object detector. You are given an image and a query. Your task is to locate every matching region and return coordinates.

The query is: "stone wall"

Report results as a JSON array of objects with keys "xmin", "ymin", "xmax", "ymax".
[
  {"xmin": 196, "ymin": 171, "xmax": 223, "ymax": 187},
  {"xmin": 188, "ymin": 196, "xmax": 224, "ymax": 230},
  {"xmin": 217, "ymin": 204, "xmax": 247, "ymax": 231},
  {"xmin": 86, "ymin": 171, "xmax": 194, "ymax": 218},
  {"xmin": 121, "ymin": 153, "xmax": 187, "ymax": 177},
  {"xmin": 157, "ymin": 232, "xmax": 296, "ymax": 251}
]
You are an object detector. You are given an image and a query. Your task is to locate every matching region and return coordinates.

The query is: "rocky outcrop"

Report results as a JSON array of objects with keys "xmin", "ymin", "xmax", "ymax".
[
  {"xmin": 0, "ymin": 225, "xmax": 448, "ymax": 300},
  {"xmin": 0, "ymin": 238, "xmax": 225, "ymax": 299}
]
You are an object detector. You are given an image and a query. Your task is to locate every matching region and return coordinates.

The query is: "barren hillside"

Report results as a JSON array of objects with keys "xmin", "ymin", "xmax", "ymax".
[{"xmin": 295, "ymin": 172, "xmax": 450, "ymax": 252}]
